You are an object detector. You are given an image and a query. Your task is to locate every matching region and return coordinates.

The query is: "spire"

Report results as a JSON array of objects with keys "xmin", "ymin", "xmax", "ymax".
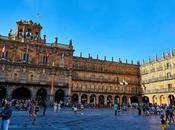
[{"xmin": 97, "ymin": 54, "xmax": 99, "ymax": 60}]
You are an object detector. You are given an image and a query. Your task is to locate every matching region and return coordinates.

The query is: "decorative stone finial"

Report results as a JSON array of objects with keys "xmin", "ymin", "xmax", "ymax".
[
  {"xmin": 126, "ymin": 59, "xmax": 128, "ymax": 64},
  {"xmin": 80, "ymin": 52, "xmax": 82, "ymax": 57},
  {"xmin": 104, "ymin": 56, "xmax": 106, "ymax": 61},
  {"xmin": 88, "ymin": 53, "xmax": 91, "ymax": 58},
  {"xmin": 155, "ymin": 55, "xmax": 158, "ymax": 61},
  {"xmin": 170, "ymin": 49, "xmax": 174, "ymax": 57},
  {"xmin": 131, "ymin": 60, "xmax": 133, "ymax": 64},
  {"xmin": 43, "ymin": 35, "xmax": 46, "ymax": 44},
  {"xmin": 112, "ymin": 57, "xmax": 113, "ymax": 62},
  {"xmin": 97, "ymin": 54, "xmax": 99, "ymax": 60},
  {"xmin": 55, "ymin": 37, "xmax": 58, "ymax": 44}
]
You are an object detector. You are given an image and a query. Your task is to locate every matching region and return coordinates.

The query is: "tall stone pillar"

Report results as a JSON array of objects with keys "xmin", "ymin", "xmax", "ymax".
[
  {"xmin": 96, "ymin": 95, "xmax": 99, "ymax": 106},
  {"xmin": 68, "ymin": 74, "xmax": 72, "ymax": 97},
  {"xmin": 87, "ymin": 94, "xmax": 90, "ymax": 104},
  {"xmin": 104, "ymin": 95, "xmax": 107, "ymax": 106},
  {"xmin": 78, "ymin": 93, "xmax": 81, "ymax": 104}
]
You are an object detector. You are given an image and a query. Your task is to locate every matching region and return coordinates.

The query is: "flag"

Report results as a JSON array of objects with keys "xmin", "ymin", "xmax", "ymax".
[
  {"xmin": 123, "ymin": 79, "xmax": 128, "ymax": 85},
  {"xmin": 2, "ymin": 44, "xmax": 5, "ymax": 53},
  {"xmin": 119, "ymin": 81, "xmax": 124, "ymax": 85}
]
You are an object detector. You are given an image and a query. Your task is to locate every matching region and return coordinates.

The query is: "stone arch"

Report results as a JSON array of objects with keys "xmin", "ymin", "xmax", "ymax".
[
  {"xmin": 130, "ymin": 96, "xmax": 139, "ymax": 104},
  {"xmin": 81, "ymin": 94, "xmax": 87, "ymax": 104},
  {"xmin": 36, "ymin": 88, "xmax": 47, "ymax": 101},
  {"xmin": 0, "ymin": 86, "xmax": 6, "ymax": 100},
  {"xmin": 122, "ymin": 96, "xmax": 127, "ymax": 105},
  {"xmin": 107, "ymin": 95, "xmax": 112, "ymax": 106},
  {"xmin": 152, "ymin": 95, "xmax": 157, "ymax": 104},
  {"xmin": 71, "ymin": 93, "xmax": 79, "ymax": 104},
  {"xmin": 142, "ymin": 96, "xmax": 149, "ymax": 103},
  {"xmin": 12, "ymin": 87, "xmax": 31, "ymax": 99},
  {"xmin": 160, "ymin": 95, "xmax": 166, "ymax": 105},
  {"xmin": 168, "ymin": 94, "xmax": 175, "ymax": 106},
  {"xmin": 90, "ymin": 94, "xmax": 96, "ymax": 104},
  {"xmin": 99, "ymin": 95, "xmax": 104, "ymax": 105},
  {"xmin": 114, "ymin": 96, "xmax": 120, "ymax": 104},
  {"xmin": 55, "ymin": 89, "xmax": 64, "ymax": 103}
]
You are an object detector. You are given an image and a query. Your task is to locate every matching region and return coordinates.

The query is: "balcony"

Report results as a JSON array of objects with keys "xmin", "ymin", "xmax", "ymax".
[
  {"xmin": 72, "ymin": 87, "xmax": 140, "ymax": 95},
  {"xmin": 144, "ymin": 87, "xmax": 175, "ymax": 94},
  {"xmin": 143, "ymin": 75, "xmax": 175, "ymax": 84}
]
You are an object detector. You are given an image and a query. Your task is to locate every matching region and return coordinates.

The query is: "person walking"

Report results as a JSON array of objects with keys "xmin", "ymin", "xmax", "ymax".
[
  {"xmin": 31, "ymin": 101, "xmax": 37, "ymax": 125},
  {"xmin": 113, "ymin": 102, "xmax": 119, "ymax": 116},
  {"xmin": 0, "ymin": 99, "xmax": 13, "ymax": 130},
  {"xmin": 42, "ymin": 100, "xmax": 47, "ymax": 116}
]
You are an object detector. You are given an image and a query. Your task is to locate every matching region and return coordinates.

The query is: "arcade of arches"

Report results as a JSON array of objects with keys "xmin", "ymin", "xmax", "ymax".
[
  {"xmin": 0, "ymin": 86, "xmax": 66, "ymax": 103},
  {"xmin": 143, "ymin": 94, "xmax": 175, "ymax": 106},
  {"xmin": 71, "ymin": 93, "xmax": 140, "ymax": 106}
]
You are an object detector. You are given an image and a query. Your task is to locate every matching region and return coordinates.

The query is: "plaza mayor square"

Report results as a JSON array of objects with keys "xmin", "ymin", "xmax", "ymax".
[{"xmin": 0, "ymin": 0, "xmax": 175, "ymax": 130}]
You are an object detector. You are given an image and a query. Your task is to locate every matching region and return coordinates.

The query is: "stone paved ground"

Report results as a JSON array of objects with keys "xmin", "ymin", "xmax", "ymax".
[{"xmin": 7, "ymin": 107, "xmax": 175, "ymax": 130}]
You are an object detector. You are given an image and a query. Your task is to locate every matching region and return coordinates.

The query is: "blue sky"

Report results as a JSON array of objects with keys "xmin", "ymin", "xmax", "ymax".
[{"xmin": 0, "ymin": 0, "xmax": 175, "ymax": 63}]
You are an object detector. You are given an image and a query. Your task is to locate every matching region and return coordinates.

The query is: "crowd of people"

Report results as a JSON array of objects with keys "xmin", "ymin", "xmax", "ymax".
[{"xmin": 0, "ymin": 98, "xmax": 175, "ymax": 130}]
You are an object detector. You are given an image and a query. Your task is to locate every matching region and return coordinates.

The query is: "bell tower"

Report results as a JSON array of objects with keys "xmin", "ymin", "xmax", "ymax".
[{"xmin": 15, "ymin": 20, "xmax": 42, "ymax": 43}]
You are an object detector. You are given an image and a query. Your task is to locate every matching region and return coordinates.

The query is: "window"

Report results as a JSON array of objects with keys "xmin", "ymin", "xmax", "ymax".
[
  {"xmin": 1, "ymin": 51, "xmax": 8, "ymax": 60},
  {"xmin": 42, "ymin": 56, "xmax": 48, "ymax": 64},
  {"xmin": 22, "ymin": 53, "xmax": 29, "ymax": 62},
  {"xmin": 166, "ymin": 62, "xmax": 171, "ymax": 68},
  {"xmin": 168, "ymin": 84, "xmax": 172, "ymax": 90},
  {"xmin": 167, "ymin": 72, "xmax": 171, "ymax": 79}
]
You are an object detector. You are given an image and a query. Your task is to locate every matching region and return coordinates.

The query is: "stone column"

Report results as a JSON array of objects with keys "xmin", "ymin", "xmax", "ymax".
[
  {"xmin": 68, "ymin": 74, "xmax": 72, "ymax": 97},
  {"xmin": 128, "ymin": 96, "xmax": 131, "ymax": 105},
  {"xmin": 96, "ymin": 95, "xmax": 99, "ymax": 106},
  {"xmin": 104, "ymin": 95, "xmax": 107, "ymax": 106},
  {"xmin": 78, "ymin": 93, "xmax": 81, "ymax": 104},
  {"xmin": 87, "ymin": 94, "xmax": 90, "ymax": 104}
]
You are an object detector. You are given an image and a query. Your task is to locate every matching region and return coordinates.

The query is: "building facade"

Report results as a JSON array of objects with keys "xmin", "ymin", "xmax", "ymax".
[
  {"xmin": 0, "ymin": 20, "xmax": 141, "ymax": 106},
  {"xmin": 140, "ymin": 51, "xmax": 175, "ymax": 106}
]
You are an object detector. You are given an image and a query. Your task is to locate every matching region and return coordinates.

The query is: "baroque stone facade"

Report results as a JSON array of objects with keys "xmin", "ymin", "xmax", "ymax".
[
  {"xmin": 0, "ymin": 20, "xmax": 141, "ymax": 106},
  {"xmin": 140, "ymin": 51, "xmax": 175, "ymax": 105}
]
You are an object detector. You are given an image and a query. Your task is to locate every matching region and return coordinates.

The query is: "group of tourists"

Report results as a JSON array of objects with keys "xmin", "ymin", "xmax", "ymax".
[{"xmin": 136, "ymin": 103, "xmax": 175, "ymax": 130}]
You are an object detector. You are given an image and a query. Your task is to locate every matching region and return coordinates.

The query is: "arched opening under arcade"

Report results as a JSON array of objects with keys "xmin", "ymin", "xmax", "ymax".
[
  {"xmin": 160, "ymin": 95, "xmax": 166, "ymax": 105},
  {"xmin": 152, "ymin": 95, "xmax": 157, "ymax": 104},
  {"xmin": 36, "ymin": 88, "xmax": 47, "ymax": 101},
  {"xmin": 107, "ymin": 95, "xmax": 112, "ymax": 107},
  {"xmin": 55, "ymin": 89, "xmax": 64, "ymax": 103},
  {"xmin": 12, "ymin": 87, "xmax": 31, "ymax": 99},
  {"xmin": 71, "ymin": 94, "xmax": 79, "ymax": 104},
  {"xmin": 90, "ymin": 94, "xmax": 96, "ymax": 104},
  {"xmin": 122, "ymin": 96, "xmax": 127, "ymax": 105},
  {"xmin": 99, "ymin": 95, "xmax": 104, "ymax": 107},
  {"xmin": 130, "ymin": 96, "xmax": 139, "ymax": 104},
  {"xmin": 0, "ymin": 86, "xmax": 6, "ymax": 100},
  {"xmin": 81, "ymin": 94, "xmax": 87, "ymax": 105},
  {"xmin": 142, "ymin": 96, "xmax": 149, "ymax": 104},
  {"xmin": 168, "ymin": 94, "xmax": 175, "ymax": 106},
  {"xmin": 114, "ymin": 96, "xmax": 120, "ymax": 104}
]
